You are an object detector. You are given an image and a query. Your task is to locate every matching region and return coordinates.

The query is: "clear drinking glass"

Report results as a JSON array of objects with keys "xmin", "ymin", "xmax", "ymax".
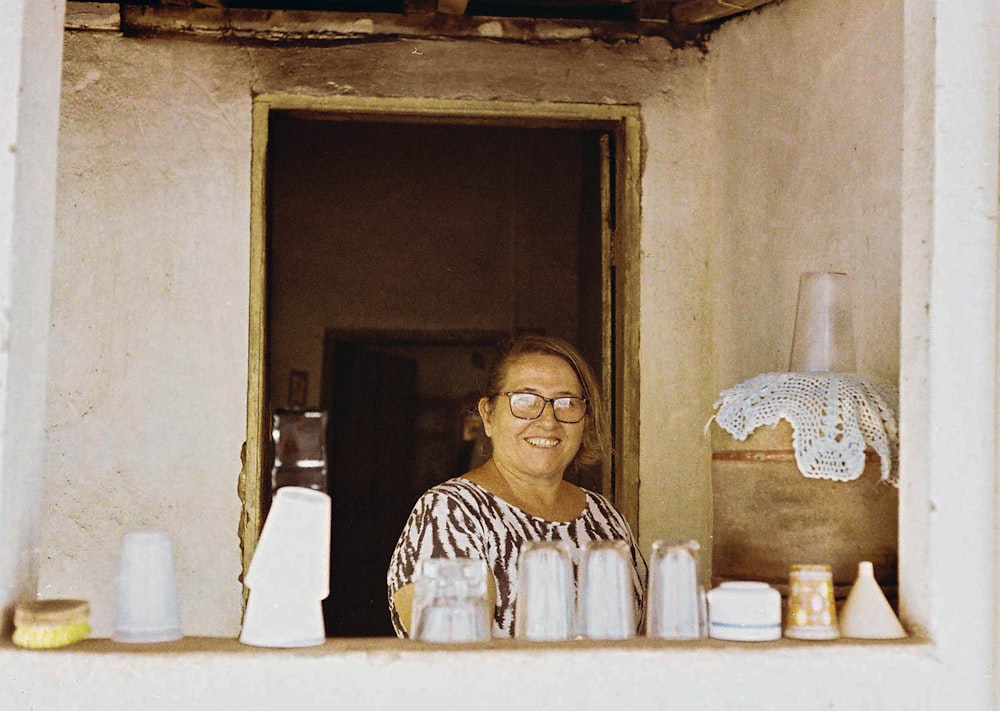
[
  {"xmin": 411, "ymin": 558, "xmax": 491, "ymax": 643},
  {"xmin": 514, "ymin": 541, "xmax": 576, "ymax": 641},
  {"xmin": 645, "ymin": 540, "xmax": 706, "ymax": 640},
  {"xmin": 578, "ymin": 540, "xmax": 636, "ymax": 640},
  {"xmin": 788, "ymin": 271, "xmax": 857, "ymax": 373}
]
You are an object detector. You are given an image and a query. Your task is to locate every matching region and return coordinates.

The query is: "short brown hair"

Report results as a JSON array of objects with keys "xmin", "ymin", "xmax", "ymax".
[{"xmin": 481, "ymin": 333, "xmax": 609, "ymax": 472}]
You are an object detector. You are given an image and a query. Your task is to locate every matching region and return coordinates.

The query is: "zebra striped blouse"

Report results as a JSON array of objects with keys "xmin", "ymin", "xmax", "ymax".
[{"xmin": 386, "ymin": 477, "xmax": 646, "ymax": 638}]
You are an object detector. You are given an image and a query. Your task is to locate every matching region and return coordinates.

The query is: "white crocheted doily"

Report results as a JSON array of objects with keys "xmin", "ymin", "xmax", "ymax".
[{"xmin": 710, "ymin": 373, "xmax": 899, "ymax": 485}]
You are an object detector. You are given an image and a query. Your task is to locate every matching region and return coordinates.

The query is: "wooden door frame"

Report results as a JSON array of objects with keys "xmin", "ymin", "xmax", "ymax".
[{"xmin": 241, "ymin": 94, "xmax": 643, "ymax": 589}]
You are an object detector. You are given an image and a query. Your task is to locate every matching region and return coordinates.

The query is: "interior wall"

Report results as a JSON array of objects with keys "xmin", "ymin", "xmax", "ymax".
[
  {"xmin": 707, "ymin": 0, "xmax": 903, "ymax": 390},
  {"xmin": 627, "ymin": 0, "xmax": 906, "ymax": 581},
  {"xmin": 266, "ymin": 120, "xmax": 585, "ymax": 411},
  {"xmin": 43, "ymin": 29, "xmax": 711, "ymax": 637}
]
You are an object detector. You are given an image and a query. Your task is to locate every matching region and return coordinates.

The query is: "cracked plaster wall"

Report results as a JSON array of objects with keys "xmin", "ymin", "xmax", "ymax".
[
  {"xmin": 42, "ymin": 30, "xmax": 712, "ymax": 637},
  {"xmin": 37, "ymin": 0, "xmax": 902, "ymax": 641}
]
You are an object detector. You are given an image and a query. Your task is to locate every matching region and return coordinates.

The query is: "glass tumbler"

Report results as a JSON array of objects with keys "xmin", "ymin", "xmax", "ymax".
[
  {"xmin": 578, "ymin": 540, "xmax": 636, "ymax": 640},
  {"xmin": 514, "ymin": 541, "xmax": 576, "ymax": 641},
  {"xmin": 411, "ymin": 558, "xmax": 492, "ymax": 643},
  {"xmin": 788, "ymin": 271, "xmax": 857, "ymax": 373},
  {"xmin": 645, "ymin": 540, "xmax": 706, "ymax": 640}
]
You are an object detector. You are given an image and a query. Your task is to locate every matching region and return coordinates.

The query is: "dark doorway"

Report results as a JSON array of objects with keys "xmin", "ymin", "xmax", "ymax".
[
  {"xmin": 264, "ymin": 112, "xmax": 615, "ymax": 637},
  {"xmin": 320, "ymin": 334, "xmax": 509, "ymax": 636}
]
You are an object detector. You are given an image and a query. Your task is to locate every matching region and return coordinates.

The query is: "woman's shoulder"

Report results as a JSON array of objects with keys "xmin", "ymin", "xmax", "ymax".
[
  {"xmin": 580, "ymin": 486, "xmax": 613, "ymax": 507},
  {"xmin": 580, "ymin": 487, "xmax": 630, "ymax": 525}
]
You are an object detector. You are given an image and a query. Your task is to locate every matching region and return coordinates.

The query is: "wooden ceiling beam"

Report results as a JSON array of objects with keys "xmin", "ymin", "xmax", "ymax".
[{"xmin": 112, "ymin": 2, "xmax": 709, "ymax": 45}]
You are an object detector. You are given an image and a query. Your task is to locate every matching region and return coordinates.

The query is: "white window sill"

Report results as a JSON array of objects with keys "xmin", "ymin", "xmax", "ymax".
[
  {"xmin": 0, "ymin": 633, "xmax": 930, "ymax": 655},
  {"xmin": 1, "ymin": 633, "xmax": 942, "ymax": 711}
]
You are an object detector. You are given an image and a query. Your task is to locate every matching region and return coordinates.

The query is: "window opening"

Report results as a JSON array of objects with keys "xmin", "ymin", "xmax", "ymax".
[{"xmin": 245, "ymin": 97, "xmax": 642, "ymax": 636}]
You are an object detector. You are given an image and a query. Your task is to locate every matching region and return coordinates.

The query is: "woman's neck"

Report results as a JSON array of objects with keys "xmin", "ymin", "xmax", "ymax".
[{"xmin": 465, "ymin": 459, "xmax": 585, "ymax": 521}]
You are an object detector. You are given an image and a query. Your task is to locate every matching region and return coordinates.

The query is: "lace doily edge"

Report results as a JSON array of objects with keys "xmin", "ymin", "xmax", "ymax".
[{"xmin": 707, "ymin": 412, "xmax": 899, "ymax": 487}]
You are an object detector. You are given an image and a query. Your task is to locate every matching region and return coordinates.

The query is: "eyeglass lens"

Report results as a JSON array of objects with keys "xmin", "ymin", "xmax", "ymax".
[{"xmin": 506, "ymin": 392, "xmax": 587, "ymax": 423}]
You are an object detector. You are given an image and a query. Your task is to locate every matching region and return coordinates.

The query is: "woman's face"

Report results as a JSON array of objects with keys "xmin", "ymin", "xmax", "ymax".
[{"xmin": 479, "ymin": 353, "xmax": 586, "ymax": 482}]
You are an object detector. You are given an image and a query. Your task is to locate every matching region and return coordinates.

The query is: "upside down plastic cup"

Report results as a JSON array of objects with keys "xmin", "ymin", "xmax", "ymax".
[
  {"xmin": 243, "ymin": 487, "xmax": 332, "ymax": 598},
  {"xmin": 240, "ymin": 486, "xmax": 331, "ymax": 647},
  {"xmin": 112, "ymin": 531, "xmax": 183, "ymax": 643},
  {"xmin": 578, "ymin": 540, "xmax": 636, "ymax": 640},
  {"xmin": 514, "ymin": 541, "xmax": 576, "ymax": 641},
  {"xmin": 646, "ymin": 540, "xmax": 706, "ymax": 640}
]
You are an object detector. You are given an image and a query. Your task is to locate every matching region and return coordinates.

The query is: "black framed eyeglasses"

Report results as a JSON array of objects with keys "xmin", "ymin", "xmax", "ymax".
[{"xmin": 498, "ymin": 392, "xmax": 588, "ymax": 424}]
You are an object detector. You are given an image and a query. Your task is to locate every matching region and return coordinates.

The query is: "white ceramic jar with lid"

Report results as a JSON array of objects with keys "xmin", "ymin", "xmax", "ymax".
[{"xmin": 707, "ymin": 581, "xmax": 782, "ymax": 641}]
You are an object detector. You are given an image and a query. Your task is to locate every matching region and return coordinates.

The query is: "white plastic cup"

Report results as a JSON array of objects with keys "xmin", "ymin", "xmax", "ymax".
[
  {"xmin": 578, "ymin": 540, "xmax": 636, "ymax": 640},
  {"xmin": 243, "ymin": 486, "xmax": 332, "ymax": 597},
  {"xmin": 646, "ymin": 540, "xmax": 706, "ymax": 640},
  {"xmin": 240, "ymin": 486, "xmax": 332, "ymax": 647},
  {"xmin": 112, "ymin": 530, "xmax": 183, "ymax": 643},
  {"xmin": 788, "ymin": 271, "xmax": 857, "ymax": 372},
  {"xmin": 514, "ymin": 541, "xmax": 575, "ymax": 641},
  {"xmin": 240, "ymin": 591, "xmax": 326, "ymax": 648}
]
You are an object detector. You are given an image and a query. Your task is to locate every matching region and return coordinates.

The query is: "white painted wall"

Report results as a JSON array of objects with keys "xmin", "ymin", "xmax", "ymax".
[
  {"xmin": 0, "ymin": 638, "xmax": 943, "ymax": 710},
  {"xmin": 41, "ymin": 32, "xmax": 254, "ymax": 636},
  {"xmin": 901, "ymin": 2, "xmax": 998, "ymax": 706},
  {"xmin": 0, "ymin": 0, "xmax": 65, "ymax": 629}
]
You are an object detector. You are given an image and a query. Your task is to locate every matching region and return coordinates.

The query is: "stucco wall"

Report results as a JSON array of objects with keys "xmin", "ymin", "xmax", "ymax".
[
  {"xmin": 41, "ymin": 32, "xmax": 254, "ymax": 636},
  {"xmin": 40, "ymin": 0, "xmax": 905, "ymax": 640},
  {"xmin": 42, "ymin": 29, "xmax": 712, "ymax": 637},
  {"xmin": 639, "ymin": 0, "xmax": 903, "ymax": 566},
  {"xmin": 708, "ymin": 0, "xmax": 902, "ymax": 390}
]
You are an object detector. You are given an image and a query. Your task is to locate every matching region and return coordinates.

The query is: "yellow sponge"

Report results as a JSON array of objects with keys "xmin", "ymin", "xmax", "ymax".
[{"xmin": 12, "ymin": 599, "xmax": 91, "ymax": 649}]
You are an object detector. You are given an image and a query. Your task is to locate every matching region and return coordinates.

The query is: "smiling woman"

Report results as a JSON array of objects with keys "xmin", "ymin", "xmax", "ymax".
[{"xmin": 385, "ymin": 334, "xmax": 645, "ymax": 638}]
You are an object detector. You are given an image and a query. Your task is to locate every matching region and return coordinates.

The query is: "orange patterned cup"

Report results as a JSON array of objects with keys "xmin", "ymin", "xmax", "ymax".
[{"xmin": 784, "ymin": 564, "xmax": 840, "ymax": 640}]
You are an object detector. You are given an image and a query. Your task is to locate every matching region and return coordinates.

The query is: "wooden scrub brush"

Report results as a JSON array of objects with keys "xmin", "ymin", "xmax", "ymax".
[{"xmin": 12, "ymin": 599, "xmax": 91, "ymax": 649}]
